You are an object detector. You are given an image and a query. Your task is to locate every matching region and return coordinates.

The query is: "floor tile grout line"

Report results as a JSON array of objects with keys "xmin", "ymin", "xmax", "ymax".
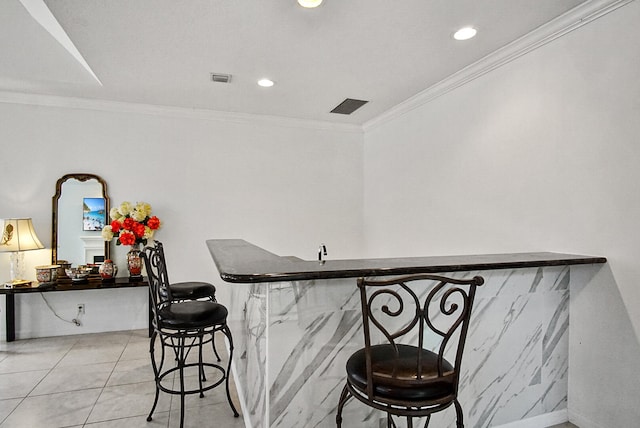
[
  {"xmin": 82, "ymin": 329, "xmax": 135, "ymax": 427},
  {"xmin": 1, "ymin": 330, "xmax": 243, "ymax": 428},
  {"xmin": 0, "ymin": 396, "xmax": 27, "ymax": 427},
  {"xmin": 79, "ymin": 411, "xmax": 172, "ymax": 427},
  {"xmin": 24, "ymin": 335, "xmax": 78, "ymax": 400},
  {"xmin": 0, "ymin": 334, "xmax": 79, "ymax": 427}
]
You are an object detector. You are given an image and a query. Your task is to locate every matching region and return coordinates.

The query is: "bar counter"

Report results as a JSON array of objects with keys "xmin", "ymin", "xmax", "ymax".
[
  {"xmin": 208, "ymin": 239, "xmax": 606, "ymax": 283},
  {"xmin": 207, "ymin": 239, "xmax": 606, "ymax": 428}
]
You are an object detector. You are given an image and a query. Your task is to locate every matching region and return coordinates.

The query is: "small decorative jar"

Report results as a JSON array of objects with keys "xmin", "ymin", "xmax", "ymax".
[
  {"xmin": 55, "ymin": 260, "xmax": 71, "ymax": 278},
  {"xmin": 35, "ymin": 265, "xmax": 59, "ymax": 283},
  {"xmin": 99, "ymin": 259, "xmax": 118, "ymax": 280},
  {"xmin": 127, "ymin": 245, "xmax": 143, "ymax": 279}
]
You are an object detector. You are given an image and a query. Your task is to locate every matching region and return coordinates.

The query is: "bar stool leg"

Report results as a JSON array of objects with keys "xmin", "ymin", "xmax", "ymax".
[
  {"xmin": 423, "ymin": 414, "xmax": 432, "ymax": 427},
  {"xmin": 147, "ymin": 331, "xmax": 160, "ymax": 422},
  {"xmin": 222, "ymin": 324, "xmax": 240, "ymax": 417},
  {"xmin": 212, "ymin": 335, "xmax": 222, "ymax": 362},
  {"xmin": 198, "ymin": 333, "xmax": 206, "ymax": 396},
  {"xmin": 178, "ymin": 336, "xmax": 187, "ymax": 428},
  {"xmin": 454, "ymin": 399, "xmax": 464, "ymax": 428},
  {"xmin": 336, "ymin": 384, "xmax": 350, "ymax": 427}
]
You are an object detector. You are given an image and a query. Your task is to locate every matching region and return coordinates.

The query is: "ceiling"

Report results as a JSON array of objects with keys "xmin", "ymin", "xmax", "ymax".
[{"xmin": 1, "ymin": 0, "xmax": 593, "ymax": 126}]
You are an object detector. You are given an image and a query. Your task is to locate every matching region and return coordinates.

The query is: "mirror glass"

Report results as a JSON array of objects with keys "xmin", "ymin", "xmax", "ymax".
[{"xmin": 52, "ymin": 174, "xmax": 110, "ymax": 265}]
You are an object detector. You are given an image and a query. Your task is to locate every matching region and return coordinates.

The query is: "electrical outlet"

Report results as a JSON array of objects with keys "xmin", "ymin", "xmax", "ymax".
[{"xmin": 77, "ymin": 304, "xmax": 85, "ymax": 314}]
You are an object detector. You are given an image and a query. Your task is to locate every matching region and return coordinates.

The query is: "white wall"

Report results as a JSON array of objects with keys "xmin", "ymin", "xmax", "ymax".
[
  {"xmin": 2, "ymin": 3, "xmax": 639, "ymax": 425},
  {"xmin": 0, "ymin": 102, "xmax": 364, "ymax": 339},
  {"xmin": 363, "ymin": 2, "xmax": 640, "ymax": 427}
]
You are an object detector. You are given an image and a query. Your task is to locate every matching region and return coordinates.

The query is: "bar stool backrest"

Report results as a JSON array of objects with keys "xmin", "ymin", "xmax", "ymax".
[
  {"xmin": 141, "ymin": 241, "xmax": 174, "ymax": 329},
  {"xmin": 357, "ymin": 274, "xmax": 484, "ymax": 401}
]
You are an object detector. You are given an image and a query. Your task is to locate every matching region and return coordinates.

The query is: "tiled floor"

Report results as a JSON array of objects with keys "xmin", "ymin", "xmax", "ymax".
[
  {"xmin": 0, "ymin": 329, "xmax": 244, "ymax": 428},
  {"xmin": 0, "ymin": 329, "xmax": 581, "ymax": 428}
]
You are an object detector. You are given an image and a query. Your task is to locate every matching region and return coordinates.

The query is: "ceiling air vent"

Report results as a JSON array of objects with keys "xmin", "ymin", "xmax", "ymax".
[
  {"xmin": 210, "ymin": 73, "xmax": 232, "ymax": 83},
  {"xmin": 330, "ymin": 98, "xmax": 369, "ymax": 115}
]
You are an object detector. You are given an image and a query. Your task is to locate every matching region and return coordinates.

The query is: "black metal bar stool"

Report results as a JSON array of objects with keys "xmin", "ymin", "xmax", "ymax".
[
  {"xmin": 336, "ymin": 274, "xmax": 484, "ymax": 428},
  {"xmin": 155, "ymin": 241, "xmax": 223, "ymax": 361},
  {"xmin": 142, "ymin": 241, "xmax": 239, "ymax": 428}
]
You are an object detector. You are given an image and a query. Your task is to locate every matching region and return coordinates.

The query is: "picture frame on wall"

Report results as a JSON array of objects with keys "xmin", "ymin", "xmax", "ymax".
[{"xmin": 83, "ymin": 197, "xmax": 106, "ymax": 231}]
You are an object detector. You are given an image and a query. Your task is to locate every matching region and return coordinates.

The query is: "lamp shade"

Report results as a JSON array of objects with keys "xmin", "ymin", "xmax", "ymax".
[{"xmin": 0, "ymin": 218, "xmax": 45, "ymax": 252}]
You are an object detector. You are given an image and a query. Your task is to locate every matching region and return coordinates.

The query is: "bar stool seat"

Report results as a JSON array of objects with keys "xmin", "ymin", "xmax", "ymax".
[
  {"xmin": 169, "ymin": 281, "xmax": 217, "ymax": 301},
  {"xmin": 346, "ymin": 344, "xmax": 455, "ymax": 401},
  {"xmin": 158, "ymin": 300, "xmax": 227, "ymax": 329}
]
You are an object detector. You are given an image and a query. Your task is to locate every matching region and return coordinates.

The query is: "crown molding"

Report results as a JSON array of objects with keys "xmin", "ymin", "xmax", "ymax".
[
  {"xmin": 363, "ymin": 0, "xmax": 635, "ymax": 132},
  {"xmin": 2, "ymin": 0, "xmax": 631, "ymax": 136},
  {"xmin": 0, "ymin": 90, "xmax": 362, "ymax": 134}
]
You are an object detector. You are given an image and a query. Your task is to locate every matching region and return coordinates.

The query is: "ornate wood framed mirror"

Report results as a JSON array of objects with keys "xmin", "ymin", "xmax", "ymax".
[{"xmin": 52, "ymin": 173, "xmax": 110, "ymax": 265}]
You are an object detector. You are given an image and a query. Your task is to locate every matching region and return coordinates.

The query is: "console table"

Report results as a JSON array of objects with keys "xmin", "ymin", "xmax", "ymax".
[{"xmin": 1, "ymin": 277, "xmax": 150, "ymax": 342}]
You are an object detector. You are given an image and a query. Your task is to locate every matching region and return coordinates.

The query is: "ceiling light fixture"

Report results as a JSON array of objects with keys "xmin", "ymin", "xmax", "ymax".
[
  {"xmin": 298, "ymin": 0, "xmax": 323, "ymax": 8},
  {"xmin": 453, "ymin": 27, "xmax": 477, "ymax": 41},
  {"xmin": 258, "ymin": 78, "xmax": 274, "ymax": 87}
]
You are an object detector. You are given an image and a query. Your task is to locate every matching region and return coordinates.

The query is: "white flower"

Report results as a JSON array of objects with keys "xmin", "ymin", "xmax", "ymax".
[
  {"xmin": 131, "ymin": 208, "xmax": 147, "ymax": 222},
  {"xmin": 136, "ymin": 202, "xmax": 152, "ymax": 218},
  {"xmin": 109, "ymin": 207, "xmax": 122, "ymax": 220},
  {"xmin": 143, "ymin": 226, "xmax": 154, "ymax": 240},
  {"xmin": 118, "ymin": 201, "xmax": 132, "ymax": 216},
  {"xmin": 101, "ymin": 225, "xmax": 114, "ymax": 241}
]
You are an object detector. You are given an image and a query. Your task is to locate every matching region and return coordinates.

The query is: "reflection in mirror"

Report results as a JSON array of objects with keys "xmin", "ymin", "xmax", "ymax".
[{"xmin": 52, "ymin": 174, "xmax": 110, "ymax": 265}]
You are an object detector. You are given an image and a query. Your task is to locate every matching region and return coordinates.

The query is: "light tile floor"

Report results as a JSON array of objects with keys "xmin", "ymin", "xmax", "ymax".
[
  {"xmin": 0, "ymin": 329, "xmax": 581, "ymax": 428},
  {"xmin": 0, "ymin": 329, "xmax": 244, "ymax": 428}
]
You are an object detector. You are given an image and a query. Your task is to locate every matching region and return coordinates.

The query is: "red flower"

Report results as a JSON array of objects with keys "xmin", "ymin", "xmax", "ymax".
[
  {"xmin": 147, "ymin": 216, "xmax": 161, "ymax": 230},
  {"xmin": 102, "ymin": 201, "xmax": 162, "ymax": 247},
  {"xmin": 119, "ymin": 231, "xmax": 136, "ymax": 246},
  {"xmin": 133, "ymin": 222, "xmax": 145, "ymax": 238},
  {"xmin": 122, "ymin": 217, "xmax": 135, "ymax": 231}
]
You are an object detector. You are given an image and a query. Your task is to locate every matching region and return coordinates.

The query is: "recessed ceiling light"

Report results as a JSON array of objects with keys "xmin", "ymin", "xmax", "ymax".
[
  {"xmin": 257, "ymin": 78, "xmax": 274, "ymax": 87},
  {"xmin": 453, "ymin": 27, "xmax": 477, "ymax": 41},
  {"xmin": 298, "ymin": 0, "xmax": 323, "ymax": 8}
]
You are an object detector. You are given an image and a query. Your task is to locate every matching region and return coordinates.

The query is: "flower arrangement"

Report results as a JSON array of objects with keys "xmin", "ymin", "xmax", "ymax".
[{"xmin": 101, "ymin": 201, "xmax": 161, "ymax": 247}]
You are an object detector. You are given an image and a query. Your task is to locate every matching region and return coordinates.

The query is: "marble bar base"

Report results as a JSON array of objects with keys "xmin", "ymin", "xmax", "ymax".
[{"xmin": 227, "ymin": 265, "xmax": 577, "ymax": 428}]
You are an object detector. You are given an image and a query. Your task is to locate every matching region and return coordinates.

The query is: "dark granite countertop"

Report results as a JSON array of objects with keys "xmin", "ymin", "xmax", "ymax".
[{"xmin": 206, "ymin": 239, "xmax": 607, "ymax": 284}]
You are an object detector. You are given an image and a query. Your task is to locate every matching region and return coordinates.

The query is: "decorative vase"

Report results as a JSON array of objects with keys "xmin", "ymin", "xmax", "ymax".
[
  {"xmin": 35, "ymin": 265, "xmax": 59, "ymax": 283},
  {"xmin": 99, "ymin": 259, "xmax": 118, "ymax": 280},
  {"xmin": 127, "ymin": 245, "xmax": 143, "ymax": 279}
]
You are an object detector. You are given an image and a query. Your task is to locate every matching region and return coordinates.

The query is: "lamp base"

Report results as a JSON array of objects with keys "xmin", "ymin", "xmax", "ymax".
[
  {"xmin": 3, "ymin": 279, "xmax": 32, "ymax": 288},
  {"xmin": 9, "ymin": 251, "xmax": 26, "ymax": 283}
]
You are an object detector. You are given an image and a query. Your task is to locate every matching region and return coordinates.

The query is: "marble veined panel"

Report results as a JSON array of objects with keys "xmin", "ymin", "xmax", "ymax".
[
  {"xmin": 228, "ymin": 266, "xmax": 570, "ymax": 428},
  {"xmin": 268, "ymin": 280, "xmax": 364, "ymax": 428},
  {"xmin": 228, "ymin": 283, "xmax": 268, "ymax": 428}
]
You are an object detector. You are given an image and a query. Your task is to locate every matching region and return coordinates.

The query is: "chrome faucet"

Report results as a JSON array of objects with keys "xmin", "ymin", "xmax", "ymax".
[{"xmin": 318, "ymin": 243, "xmax": 327, "ymax": 262}]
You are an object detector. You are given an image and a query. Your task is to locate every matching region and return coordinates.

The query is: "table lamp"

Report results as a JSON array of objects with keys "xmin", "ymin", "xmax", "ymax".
[{"xmin": 0, "ymin": 218, "xmax": 45, "ymax": 286}]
